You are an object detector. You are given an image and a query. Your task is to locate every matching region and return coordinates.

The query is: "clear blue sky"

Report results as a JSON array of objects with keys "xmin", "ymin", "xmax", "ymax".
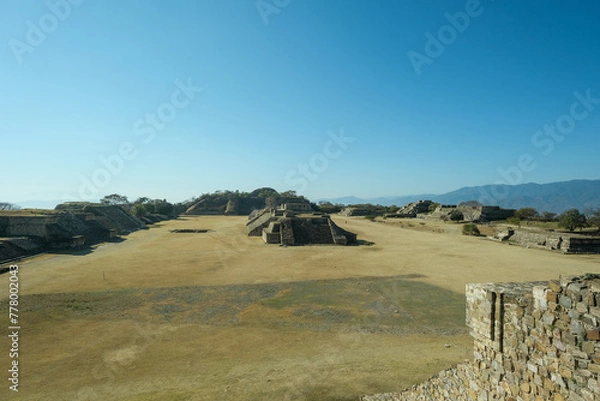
[{"xmin": 2, "ymin": 0, "xmax": 600, "ymax": 206}]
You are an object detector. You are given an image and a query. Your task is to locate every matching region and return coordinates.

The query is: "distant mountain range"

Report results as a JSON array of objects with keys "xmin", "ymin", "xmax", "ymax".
[
  {"xmin": 318, "ymin": 179, "xmax": 600, "ymax": 214},
  {"xmin": 12, "ymin": 179, "xmax": 600, "ymax": 214}
]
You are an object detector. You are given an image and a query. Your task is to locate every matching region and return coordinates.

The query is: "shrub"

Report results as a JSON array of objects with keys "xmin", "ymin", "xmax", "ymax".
[
  {"xmin": 449, "ymin": 210, "xmax": 463, "ymax": 222},
  {"xmin": 462, "ymin": 223, "xmax": 480, "ymax": 236}
]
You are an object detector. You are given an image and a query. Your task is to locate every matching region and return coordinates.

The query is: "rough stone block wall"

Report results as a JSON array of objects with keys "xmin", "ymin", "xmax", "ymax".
[
  {"xmin": 363, "ymin": 275, "xmax": 600, "ymax": 401},
  {"xmin": 0, "ymin": 216, "xmax": 53, "ymax": 240},
  {"xmin": 509, "ymin": 230, "xmax": 567, "ymax": 252},
  {"xmin": 565, "ymin": 238, "xmax": 600, "ymax": 254},
  {"xmin": 280, "ymin": 220, "xmax": 295, "ymax": 245},
  {"xmin": 291, "ymin": 218, "xmax": 334, "ymax": 245},
  {"xmin": 480, "ymin": 206, "xmax": 515, "ymax": 221},
  {"xmin": 508, "ymin": 230, "xmax": 600, "ymax": 254}
]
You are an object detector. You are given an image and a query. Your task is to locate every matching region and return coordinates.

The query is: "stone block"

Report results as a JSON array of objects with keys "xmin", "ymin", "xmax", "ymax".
[
  {"xmin": 568, "ymin": 390, "xmax": 585, "ymax": 401},
  {"xmin": 583, "ymin": 341, "xmax": 595, "ymax": 354},
  {"xmin": 547, "ymin": 291, "xmax": 559, "ymax": 303},
  {"xmin": 559, "ymin": 295, "xmax": 573, "ymax": 309},
  {"xmin": 588, "ymin": 363, "xmax": 600, "ymax": 375},
  {"xmin": 588, "ymin": 378, "xmax": 600, "ymax": 394},
  {"xmin": 584, "ymin": 292, "xmax": 596, "ymax": 307},
  {"xmin": 549, "ymin": 280, "xmax": 562, "ymax": 293},
  {"xmin": 587, "ymin": 329, "xmax": 600, "ymax": 341},
  {"xmin": 534, "ymin": 286, "xmax": 548, "ymax": 311},
  {"xmin": 577, "ymin": 302, "xmax": 590, "ymax": 314}
]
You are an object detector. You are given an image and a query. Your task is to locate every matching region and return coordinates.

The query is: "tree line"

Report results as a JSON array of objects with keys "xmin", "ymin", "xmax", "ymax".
[
  {"xmin": 507, "ymin": 207, "xmax": 600, "ymax": 233},
  {"xmin": 99, "ymin": 194, "xmax": 184, "ymax": 217}
]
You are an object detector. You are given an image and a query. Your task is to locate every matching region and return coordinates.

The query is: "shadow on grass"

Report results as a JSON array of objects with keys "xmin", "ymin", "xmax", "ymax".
[
  {"xmin": 48, "ymin": 246, "xmax": 94, "ymax": 256},
  {"xmin": 48, "ymin": 237, "xmax": 126, "ymax": 257},
  {"xmin": 19, "ymin": 274, "xmax": 466, "ymax": 336}
]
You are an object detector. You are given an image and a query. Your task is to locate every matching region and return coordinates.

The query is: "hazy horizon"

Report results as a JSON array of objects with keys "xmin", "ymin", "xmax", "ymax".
[{"xmin": 2, "ymin": 1, "xmax": 600, "ymax": 204}]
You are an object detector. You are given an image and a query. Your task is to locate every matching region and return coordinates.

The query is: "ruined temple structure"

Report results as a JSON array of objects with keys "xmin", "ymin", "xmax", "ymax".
[
  {"xmin": 0, "ymin": 202, "xmax": 149, "ymax": 263},
  {"xmin": 185, "ymin": 188, "xmax": 314, "ymax": 216},
  {"xmin": 340, "ymin": 207, "xmax": 372, "ymax": 217},
  {"xmin": 387, "ymin": 200, "xmax": 515, "ymax": 222},
  {"xmin": 386, "ymin": 200, "xmax": 435, "ymax": 218},
  {"xmin": 489, "ymin": 229, "xmax": 600, "ymax": 254},
  {"xmin": 362, "ymin": 274, "xmax": 600, "ymax": 401},
  {"xmin": 456, "ymin": 204, "xmax": 516, "ymax": 223},
  {"xmin": 246, "ymin": 207, "xmax": 357, "ymax": 246}
]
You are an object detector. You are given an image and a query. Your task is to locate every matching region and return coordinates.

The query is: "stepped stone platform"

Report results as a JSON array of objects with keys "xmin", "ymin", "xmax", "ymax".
[
  {"xmin": 247, "ymin": 207, "xmax": 357, "ymax": 246},
  {"xmin": 186, "ymin": 193, "xmax": 313, "ymax": 216},
  {"xmin": 386, "ymin": 200, "xmax": 434, "ymax": 218}
]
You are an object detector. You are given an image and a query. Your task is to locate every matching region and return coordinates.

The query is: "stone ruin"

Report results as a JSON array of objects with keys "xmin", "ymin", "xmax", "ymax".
[
  {"xmin": 0, "ymin": 202, "xmax": 150, "ymax": 263},
  {"xmin": 340, "ymin": 207, "xmax": 372, "ymax": 217},
  {"xmin": 489, "ymin": 228, "xmax": 600, "ymax": 254},
  {"xmin": 456, "ymin": 205, "xmax": 516, "ymax": 222},
  {"xmin": 246, "ymin": 205, "xmax": 357, "ymax": 246},
  {"xmin": 386, "ymin": 200, "xmax": 434, "ymax": 218},
  {"xmin": 362, "ymin": 274, "xmax": 600, "ymax": 400},
  {"xmin": 185, "ymin": 193, "xmax": 312, "ymax": 216},
  {"xmin": 386, "ymin": 200, "xmax": 515, "ymax": 222}
]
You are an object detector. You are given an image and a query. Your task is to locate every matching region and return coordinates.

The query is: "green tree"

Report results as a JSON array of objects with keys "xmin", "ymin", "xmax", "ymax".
[
  {"xmin": 0, "ymin": 202, "xmax": 21, "ymax": 210},
  {"xmin": 152, "ymin": 199, "xmax": 174, "ymax": 215},
  {"xmin": 558, "ymin": 209, "xmax": 587, "ymax": 232},
  {"xmin": 449, "ymin": 209, "xmax": 463, "ymax": 222},
  {"xmin": 172, "ymin": 202, "xmax": 189, "ymax": 215},
  {"xmin": 132, "ymin": 204, "xmax": 147, "ymax": 217},
  {"xmin": 134, "ymin": 197, "xmax": 150, "ymax": 205},
  {"xmin": 540, "ymin": 211, "xmax": 557, "ymax": 222},
  {"xmin": 253, "ymin": 187, "xmax": 279, "ymax": 198},
  {"xmin": 101, "ymin": 194, "xmax": 129, "ymax": 205},
  {"xmin": 514, "ymin": 208, "xmax": 538, "ymax": 223},
  {"xmin": 586, "ymin": 208, "xmax": 600, "ymax": 230},
  {"xmin": 317, "ymin": 201, "xmax": 343, "ymax": 214},
  {"xmin": 280, "ymin": 190, "xmax": 298, "ymax": 198}
]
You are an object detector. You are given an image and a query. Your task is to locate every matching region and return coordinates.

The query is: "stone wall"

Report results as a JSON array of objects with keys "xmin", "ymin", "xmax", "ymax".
[
  {"xmin": 56, "ymin": 203, "xmax": 145, "ymax": 234},
  {"xmin": 362, "ymin": 274, "xmax": 600, "ymax": 400},
  {"xmin": 565, "ymin": 238, "xmax": 600, "ymax": 254},
  {"xmin": 503, "ymin": 229, "xmax": 600, "ymax": 254},
  {"xmin": 291, "ymin": 217, "xmax": 335, "ymax": 245},
  {"xmin": 340, "ymin": 207, "xmax": 371, "ymax": 217},
  {"xmin": 0, "ymin": 204, "xmax": 150, "ymax": 263}
]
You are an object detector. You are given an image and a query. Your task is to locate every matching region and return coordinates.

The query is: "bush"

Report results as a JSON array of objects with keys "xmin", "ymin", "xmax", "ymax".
[
  {"xmin": 449, "ymin": 210, "xmax": 463, "ymax": 222},
  {"xmin": 462, "ymin": 223, "xmax": 480, "ymax": 236}
]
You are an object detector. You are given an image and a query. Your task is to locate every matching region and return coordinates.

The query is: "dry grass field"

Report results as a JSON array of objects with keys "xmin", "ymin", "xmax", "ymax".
[{"xmin": 1, "ymin": 215, "xmax": 600, "ymax": 400}]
